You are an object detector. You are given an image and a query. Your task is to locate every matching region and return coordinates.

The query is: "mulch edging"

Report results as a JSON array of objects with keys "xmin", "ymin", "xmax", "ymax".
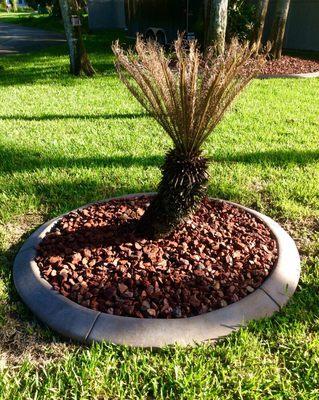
[{"xmin": 35, "ymin": 196, "xmax": 278, "ymax": 319}]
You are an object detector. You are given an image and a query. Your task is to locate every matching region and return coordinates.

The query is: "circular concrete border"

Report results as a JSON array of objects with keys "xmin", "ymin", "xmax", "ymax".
[
  {"xmin": 13, "ymin": 193, "xmax": 300, "ymax": 347},
  {"xmin": 258, "ymin": 71, "xmax": 319, "ymax": 79}
]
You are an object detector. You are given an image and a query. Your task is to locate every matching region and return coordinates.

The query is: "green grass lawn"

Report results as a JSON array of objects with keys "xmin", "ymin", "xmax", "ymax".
[
  {"xmin": 0, "ymin": 14, "xmax": 319, "ymax": 400},
  {"xmin": 0, "ymin": 11, "xmax": 66, "ymax": 32}
]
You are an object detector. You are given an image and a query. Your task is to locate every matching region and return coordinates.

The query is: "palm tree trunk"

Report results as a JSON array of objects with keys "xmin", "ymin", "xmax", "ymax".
[
  {"xmin": 59, "ymin": 0, "xmax": 95, "ymax": 76},
  {"xmin": 137, "ymin": 149, "xmax": 210, "ymax": 239},
  {"xmin": 251, "ymin": 0, "xmax": 269, "ymax": 51},
  {"xmin": 204, "ymin": 0, "xmax": 229, "ymax": 54},
  {"xmin": 269, "ymin": 0, "xmax": 291, "ymax": 59}
]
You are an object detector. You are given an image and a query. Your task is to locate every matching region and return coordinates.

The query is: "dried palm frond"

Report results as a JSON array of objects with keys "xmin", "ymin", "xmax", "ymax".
[
  {"xmin": 112, "ymin": 36, "xmax": 265, "ymax": 156},
  {"xmin": 112, "ymin": 36, "xmax": 266, "ymax": 238}
]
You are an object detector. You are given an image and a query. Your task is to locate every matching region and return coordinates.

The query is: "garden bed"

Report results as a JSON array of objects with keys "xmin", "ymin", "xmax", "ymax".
[
  {"xmin": 261, "ymin": 55, "xmax": 319, "ymax": 76},
  {"xmin": 13, "ymin": 194, "xmax": 300, "ymax": 347},
  {"xmin": 35, "ymin": 196, "xmax": 278, "ymax": 319}
]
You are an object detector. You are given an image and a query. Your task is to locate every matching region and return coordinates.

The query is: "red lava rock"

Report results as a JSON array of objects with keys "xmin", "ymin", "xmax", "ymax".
[
  {"xmin": 80, "ymin": 281, "xmax": 88, "ymax": 289},
  {"xmin": 43, "ymin": 267, "xmax": 52, "ymax": 276},
  {"xmin": 220, "ymin": 300, "xmax": 228, "ymax": 307},
  {"xmin": 104, "ymin": 287, "xmax": 116, "ymax": 299},
  {"xmin": 142, "ymin": 300, "xmax": 151, "ymax": 309},
  {"xmin": 134, "ymin": 242, "xmax": 142, "ymax": 250},
  {"xmin": 36, "ymin": 196, "xmax": 278, "ymax": 319},
  {"xmin": 59, "ymin": 269, "xmax": 69, "ymax": 278},
  {"xmin": 118, "ymin": 283, "xmax": 128, "ymax": 293},
  {"xmin": 71, "ymin": 252, "xmax": 82, "ymax": 265},
  {"xmin": 261, "ymin": 55, "xmax": 319, "ymax": 75},
  {"xmin": 49, "ymin": 256, "xmax": 62, "ymax": 265},
  {"xmin": 147, "ymin": 308, "xmax": 156, "ymax": 317}
]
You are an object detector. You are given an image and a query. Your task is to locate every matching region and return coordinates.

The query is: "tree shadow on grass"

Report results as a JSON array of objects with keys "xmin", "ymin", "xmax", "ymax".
[
  {"xmin": 0, "ymin": 111, "xmax": 148, "ymax": 122},
  {"xmin": 0, "ymin": 29, "xmax": 127, "ymax": 87},
  {"xmin": 0, "ymin": 144, "xmax": 162, "ymax": 175},
  {"xmin": 214, "ymin": 149, "xmax": 319, "ymax": 166},
  {"xmin": 1, "ymin": 146, "xmax": 319, "ymax": 177},
  {"xmin": 0, "ymin": 57, "xmax": 116, "ymax": 87}
]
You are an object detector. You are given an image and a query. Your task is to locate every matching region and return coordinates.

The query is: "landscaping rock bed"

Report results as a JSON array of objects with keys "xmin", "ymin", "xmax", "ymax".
[
  {"xmin": 261, "ymin": 55, "xmax": 319, "ymax": 76},
  {"xmin": 35, "ymin": 196, "xmax": 278, "ymax": 319},
  {"xmin": 13, "ymin": 194, "xmax": 300, "ymax": 346}
]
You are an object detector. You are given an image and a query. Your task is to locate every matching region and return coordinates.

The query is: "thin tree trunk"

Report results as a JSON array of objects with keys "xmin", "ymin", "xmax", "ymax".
[
  {"xmin": 251, "ymin": 0, "xmax": 269, "ymax": 51},
  {"xmin": 58, "ymin": 0, "xmax": 95, "ymax": 76},
  {"xmin": 59, "ymin": 0, "xmax": 76, "ymax": 73},
  {"xmin": 12, "ymin": 0, "xmax": 18, "ymax": 12},
  {"xmin": 204, "ymin": 0, "xmax": 229, "ymax": 54},
  {"xmin": 269, "ymin": 0, "xmax": 291, "ymax": 59}
]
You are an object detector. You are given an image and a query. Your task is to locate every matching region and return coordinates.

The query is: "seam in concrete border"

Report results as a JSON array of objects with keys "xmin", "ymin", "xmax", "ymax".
[
  {"xmin": 85, "ymin": 312, "xmax": 101, "ymax": 342},
  {"xmin": 259, "ymin": 287, "xmax": 282, "ymax": 309}
]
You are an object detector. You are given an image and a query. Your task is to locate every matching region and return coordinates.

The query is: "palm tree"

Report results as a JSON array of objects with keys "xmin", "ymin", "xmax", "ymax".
[{"xmin": 112, "ymin": 36, "xmax": 265, "ymax": 239}]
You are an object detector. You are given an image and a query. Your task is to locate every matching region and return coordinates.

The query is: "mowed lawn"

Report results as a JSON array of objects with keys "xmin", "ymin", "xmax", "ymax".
[{"xmin": 0, "ymin": 18, "xmax": 319, "ymax": 399}]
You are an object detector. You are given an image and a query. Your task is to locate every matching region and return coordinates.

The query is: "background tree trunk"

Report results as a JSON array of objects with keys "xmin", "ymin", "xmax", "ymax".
[
  {"xmin": 251, "ymin": 0, "xmax": 269, "ymax": 51},
  {"xmin": 204, "ymin": 0, "xmax": 229, "ymax": 54},
  {"xmin": 58, "ymin": 0, "xmax": 95, "ymax": 76},
  {"xmin": 269, "ymin": 0, "xmax": 291, "ymax": 59},
  {"xmin": 12, "ymin": 0, "xmax": 18, "ymax": 12}
]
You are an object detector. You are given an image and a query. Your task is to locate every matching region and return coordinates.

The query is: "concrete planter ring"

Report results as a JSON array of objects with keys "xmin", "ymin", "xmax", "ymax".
[{"xmin": 13, "ymin": 194, "xmax": 300, "ymax": 348}]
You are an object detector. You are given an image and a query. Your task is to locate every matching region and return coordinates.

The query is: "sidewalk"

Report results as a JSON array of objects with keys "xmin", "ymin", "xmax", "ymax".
[{"xmin": 0, "ymin": 22, "xmax": 65, "ymax": 55}]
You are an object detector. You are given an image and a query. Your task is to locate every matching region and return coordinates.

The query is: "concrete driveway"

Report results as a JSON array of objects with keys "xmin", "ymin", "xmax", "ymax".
[{"xmin": 0, "ymin": 22, "xmax": 65, "ymax": 55}]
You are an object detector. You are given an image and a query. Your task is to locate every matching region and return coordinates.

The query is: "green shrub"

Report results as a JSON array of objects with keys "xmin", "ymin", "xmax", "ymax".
[{"xmin": 227, "ymin": 0, "xmax": 256, "ymax": 42}]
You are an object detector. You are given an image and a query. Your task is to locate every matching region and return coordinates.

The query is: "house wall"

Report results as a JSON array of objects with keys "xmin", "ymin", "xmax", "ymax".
[
  {"xmin": 260, "ymin": 0, "xmax": 319, "ymax": 51},
  {"xmin": 88, "ymin": 0, "xmax": 126, "ymax": 30},
  {"xmin": 87, "ymin": 0, "xmax": 319, "ymax": 52}
]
